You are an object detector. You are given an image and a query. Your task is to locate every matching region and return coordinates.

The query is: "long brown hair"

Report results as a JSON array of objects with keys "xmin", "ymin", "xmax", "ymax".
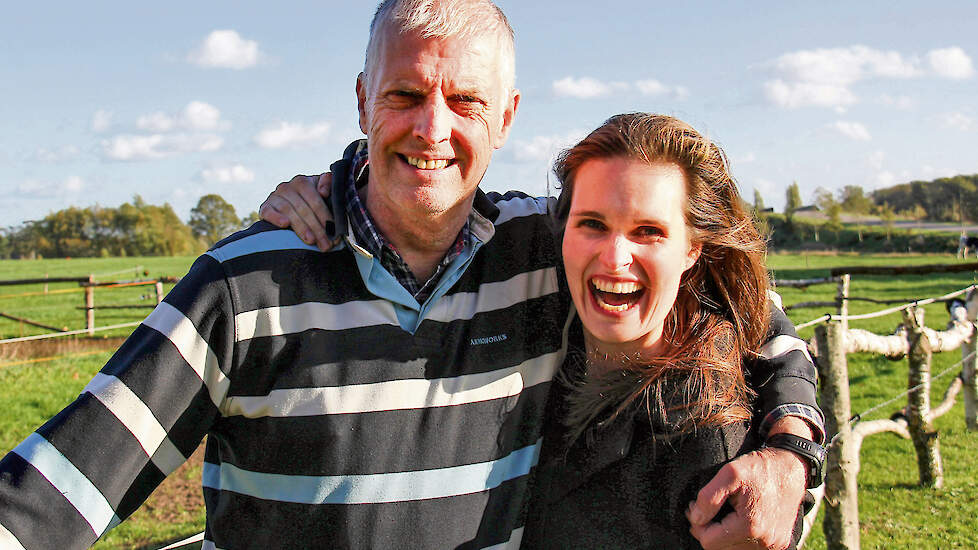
[{"xmin": 552, "ymin": 113, "xmax": 771, "ymax": 438}]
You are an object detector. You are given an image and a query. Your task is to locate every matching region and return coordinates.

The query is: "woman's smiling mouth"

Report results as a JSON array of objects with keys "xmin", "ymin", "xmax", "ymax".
[{"xmin": 589, "ymin": 278, "xmax": 645, "ymax": 313}]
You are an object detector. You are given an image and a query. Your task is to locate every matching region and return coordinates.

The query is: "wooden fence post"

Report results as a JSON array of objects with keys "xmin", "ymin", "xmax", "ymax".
[
  {"xmin": 903, "ymin": 307, "xmax": 943, "ymax": 487},
  {"xmin": 85, "ymin": 274, "xmax": 95, "ymax": 336},
  {"xmin": 963, "ymin": 292, "xmax": 978, "ymax": 431},
  {"xmin": 817, "ymin": 321, "xmax": 860, "ymax": 550},
  {"xmin": 155, "ymin": 280, "xmax": 164, "ymax": 305}
]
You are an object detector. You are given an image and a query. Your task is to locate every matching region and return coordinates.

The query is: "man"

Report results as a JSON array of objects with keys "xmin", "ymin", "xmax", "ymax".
[{"xmin": 0, "ymin": 1, "xmax": 821, "ymax": 549}]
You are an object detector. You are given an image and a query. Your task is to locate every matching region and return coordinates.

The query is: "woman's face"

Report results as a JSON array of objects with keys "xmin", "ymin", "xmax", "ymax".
[{"xmin": 562, "ymin": 157, "xmax": 701, "ymax": 355}]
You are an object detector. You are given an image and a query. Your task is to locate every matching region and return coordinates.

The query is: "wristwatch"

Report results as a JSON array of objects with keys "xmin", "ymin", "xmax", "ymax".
[{"xmin": 762, "ymin": 433, "xmax": 827, "ymax": 489}]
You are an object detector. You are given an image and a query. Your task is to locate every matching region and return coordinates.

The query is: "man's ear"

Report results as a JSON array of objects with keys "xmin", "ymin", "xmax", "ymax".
[
  {"xmin": 493, "ymin": 88, "xmax": 520, "ymax": 149},
  {"xmin": 356, "ymin": 73, "xmax": 369, "ymax": 135}
]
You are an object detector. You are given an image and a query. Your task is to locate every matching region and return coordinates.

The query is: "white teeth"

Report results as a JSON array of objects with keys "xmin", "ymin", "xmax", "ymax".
[
  {"xmin": 591, "ymin": 279, "xmax": 643, "ymax": 294},
  {"xmin": 596, "ymin": 301, "xmax": 630, "ymax": 313},
  {"xmin": 406, "ymin": 156, "xmax": 449, "ymax": 170}
]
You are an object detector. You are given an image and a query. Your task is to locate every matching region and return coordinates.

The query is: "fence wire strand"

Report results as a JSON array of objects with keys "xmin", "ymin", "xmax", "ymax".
[{"xmin": 825, "ymin": 346, "xmax": 975, "ymax": 451}]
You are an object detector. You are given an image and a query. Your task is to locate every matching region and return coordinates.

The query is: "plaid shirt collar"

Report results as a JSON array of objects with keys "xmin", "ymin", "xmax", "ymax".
[{"xmin": 343, "ymin": 147, "xmax": 470, "ymax": 302}]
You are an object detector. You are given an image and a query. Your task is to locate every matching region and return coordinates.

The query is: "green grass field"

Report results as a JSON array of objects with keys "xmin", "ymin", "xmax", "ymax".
[
  {"xmin": 1, "ymin": 253, "xmax": 977, "ymax": 548},
  {"xmin": 0, "ymin": 257, "xmax": 196, "ymax": 341}
]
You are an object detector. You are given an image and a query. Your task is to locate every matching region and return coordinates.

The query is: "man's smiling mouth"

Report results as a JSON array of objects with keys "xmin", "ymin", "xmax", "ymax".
[{"xmin": 404, "ymin": 155, "xmax": 454, "ymax": 170}]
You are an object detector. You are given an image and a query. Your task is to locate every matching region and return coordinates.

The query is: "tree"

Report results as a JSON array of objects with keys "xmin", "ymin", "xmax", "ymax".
[
  {"xmin": 753, "ymin": 189, "xmax": 766, "ymax": 213},
  {"xmin": 785, "ymin": 181, "xmax": 802, "ymax": 217},
  {"xmin": 190, "ymin": 194, "xmax": 240, "ymax": 245},
  {"xmin": 879, "ymin": 202, "xmax": 895, "ymax": 240},
  {"xmin": 813, "ymin": 187, "xmax": 843, "ymax": 232},
  {"xmin": 839, "ymin": 185, "xmax": 872, "ymax": 214},
  {"xmin": 241, "ymin": 211, "xmax": 260, "ymax": 228}
]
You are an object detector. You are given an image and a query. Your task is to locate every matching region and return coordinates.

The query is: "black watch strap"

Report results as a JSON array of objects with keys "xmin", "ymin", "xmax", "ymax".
[{"xmin": 763, "ymin": 433, "xmax": 827, "ymax": 489}]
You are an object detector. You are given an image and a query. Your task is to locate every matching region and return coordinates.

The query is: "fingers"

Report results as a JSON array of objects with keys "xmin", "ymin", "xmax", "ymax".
[
  {"xmin": 317, "ymin": 172, "xmax": 333, "ymax": 198},
  {"xmin": 687, "ymin": 463, "xmax": 738, "ymax": 526},
  {"xmin": 259, "ymin": 174, "xmax": 338, "ymax": 252}
]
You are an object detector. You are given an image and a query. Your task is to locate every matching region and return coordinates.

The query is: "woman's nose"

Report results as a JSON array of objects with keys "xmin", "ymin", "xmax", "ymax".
[{"xmin": 598, "ymin": 235, "xmax": 632, "ymax": 271}]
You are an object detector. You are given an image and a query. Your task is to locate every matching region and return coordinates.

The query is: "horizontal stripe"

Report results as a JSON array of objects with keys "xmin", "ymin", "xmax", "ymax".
[
  {"xmin": 142, "ymin": 302, "xmax": 230, "ymax": 408},
  {"xmin": 84, "ymin": 373, "xmax": 187, "ymax": 475},
  {"xmin": 235, "ymin": 299, "xmax": 399, "ymax": 341},
  {"xmin": 224, "ymin": 349, "xmax": 560, "ymax": 418},
  {"xmin": 759, "ymin": 333, "xmax": 814, "ymax": 365},
  {"xmin": 12, "ymin": 433, "xmax": 121, "ymax": 537},
  {"xmin": 206, "ymin": 230, "xmax": 318, "ymax": 262},
  {"xmin": 203, "ymin": 439, "xmax": 541, "ymax": 505},
  {"xmin": 211, "ymin": 382, "xmax": 551, "ymax": 476},
  {"xmin": 426, "ymin": 267, "xmax": 558, "ymax": 323},
  {"xmin": 0, "ymin": 523, "xmax": 26, "ymax": 550},
  {"xmin": 493, "ymin": 195, "xmax": 550, "ymax": 226},
  {"xmin": 233, "ymin": 268, "xmax": 558, "ymax": 342}
]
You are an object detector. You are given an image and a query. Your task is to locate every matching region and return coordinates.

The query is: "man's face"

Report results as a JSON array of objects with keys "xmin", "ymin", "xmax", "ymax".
[{"xmin": 357, "ymin": 26, "xmax": 519, "ymax": 219}]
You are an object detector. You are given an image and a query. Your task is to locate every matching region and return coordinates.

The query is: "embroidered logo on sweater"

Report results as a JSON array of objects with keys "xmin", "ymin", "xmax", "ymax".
[{"xmin": 470, "ymin": 333, "xmax": 508, "ymax": 346}]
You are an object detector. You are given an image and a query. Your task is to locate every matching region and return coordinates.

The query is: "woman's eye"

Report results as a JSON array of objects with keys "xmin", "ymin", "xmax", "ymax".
[
  {"xmin": 636, "ymin": 226, "xmax": 664, "ymax": 238},
  {"xmin": 579, "ymin": 219, "xmax": 605, "ymax": 230}
]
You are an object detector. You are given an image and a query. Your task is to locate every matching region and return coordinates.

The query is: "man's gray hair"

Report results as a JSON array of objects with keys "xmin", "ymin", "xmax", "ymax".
[{"xmin": 363, "ymin": 0, "xmax": 516, "ymax": 90}]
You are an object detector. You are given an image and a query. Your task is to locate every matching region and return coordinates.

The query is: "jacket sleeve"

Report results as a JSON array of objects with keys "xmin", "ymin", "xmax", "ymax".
[
  {"xmin": 748, "ymin": 293, "xmax": 825, "ymax": 443},
  {"xmin": 0, "ymin": 254, "xmax": 234, "ymax": 550}
]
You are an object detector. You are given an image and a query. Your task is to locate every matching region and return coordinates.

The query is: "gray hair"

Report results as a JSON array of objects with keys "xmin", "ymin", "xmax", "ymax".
[{"xmin": 363, "ymin": 0, "xmax": 516, "ymax": 90}]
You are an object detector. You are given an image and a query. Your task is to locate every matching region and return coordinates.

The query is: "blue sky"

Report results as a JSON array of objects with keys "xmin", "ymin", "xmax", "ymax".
[{"xmin": 3, "ymin": 1, "xmax": 976, "ymax": 227}]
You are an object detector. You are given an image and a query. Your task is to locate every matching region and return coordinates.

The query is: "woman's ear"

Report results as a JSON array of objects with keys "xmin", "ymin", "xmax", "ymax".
[{"xmin": 684, "ymin": 242, "xmax": 702, "ymax": 271}]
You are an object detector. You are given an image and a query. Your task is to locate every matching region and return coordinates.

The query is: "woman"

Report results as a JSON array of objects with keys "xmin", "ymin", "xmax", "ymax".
[
  {"xmin": 520, "ymin": 113, "xmax": 792, "ymax": 549},
  {"xmin": 258, "ymin": 113, "xmax": 810, "ymax": 549}
]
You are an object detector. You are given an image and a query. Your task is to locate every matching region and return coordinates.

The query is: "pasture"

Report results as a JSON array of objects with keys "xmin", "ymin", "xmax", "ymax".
[{"xmin": 1, "ymin": 253, "xmax": 977, "ymax": 548}]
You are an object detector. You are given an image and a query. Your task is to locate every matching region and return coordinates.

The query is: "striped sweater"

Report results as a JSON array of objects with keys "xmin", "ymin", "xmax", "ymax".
[{"xmin": 0, "ymin": 190, "xmax": 570, "ymax": 549}]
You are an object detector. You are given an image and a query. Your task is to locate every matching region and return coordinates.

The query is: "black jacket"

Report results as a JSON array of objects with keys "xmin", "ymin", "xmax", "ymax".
[{"xmin": 523, "ymin": 352, "xmax": 804, "ymax": 549}]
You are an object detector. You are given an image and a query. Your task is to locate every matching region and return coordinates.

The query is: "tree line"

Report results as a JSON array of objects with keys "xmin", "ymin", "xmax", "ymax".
[
  {"xmin": 0, "ymin": 195, "xmax": 258, "ymax": 259},
  {"xmin": 770, "ymin": 174, "xmax": 978, "ymax": 225}
]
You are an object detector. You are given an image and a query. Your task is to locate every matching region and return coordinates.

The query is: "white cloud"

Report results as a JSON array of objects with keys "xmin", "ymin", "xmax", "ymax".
[
  {"xmin": 182, "ymin": 101, "xmax": 223, "ymax": 130},
  {"xmin": 136, "ymin": 101, "xmax": 226, "ymax": 132},
  {"xmin": 188, "ymin": 30, "xmax": 261, "ymax": 69},
  {"xmin": 879, "ymin": 94, "xmax": 913, "ymax": 109},
  {"xmin": 764, "ymin": 45, "xmax": 920, "ymax": 109},
  {"xmin": 829, "ymin": 120, "xmax": 871, "ymax": 141},
  {"xmin": 874, "ymin": 170, "xmax": 896, "ymax": 188},
  {"xmin": 764, "ymin": 80, "xmax": 856, "ymax": 110},
  {"xmin": 770, "ymin": 46, "xmax": 919, "ymax": 85},
  {"xmin": 927, "ymin": 47, "xmax": 974, "ymax": 79},
  {"xmin": 137, "ymin": 111, "xmax": 176, "ymax": 132},
  {"xmin": 34, "ymin": 145, "xmax": 80, "ymax": 163},
  {"xmin": 92, "ymin": 109, "xmax": 113, "ymax": 132},
  {"xmin": 553, "ymin": 76, "xmax": 686, "ymax": 100},
  {"xmin": 635, "ymin": 79, "xmax": 688, "ymax": 99},
  {"xmin": 63, "ymin": 176, "xmax": 85, "ymax": 192},
  {"xmin": 200, "ymin": 164, "xmax": 255, "ymax": 183},
  {"xmin": 940, "ymin": 112, "xmax": 974, "ymax": 131},
  {"xmin": 18, "ymin": 176, "xmax": 85, "ymax": 197},
  {"xmin": 254, "ymin": 121, "xmax": 331, "ymax": 149},
  {"xmin": 512, "ymin": 131, "xmax": 587, "ymax": 163},
  {"xmin": 101, "ymin": 133, "xmax": 223, "ymax": 161},
  {"xmin": 552, "ymin": 77, "xmax": 625, "ymax": 99}
]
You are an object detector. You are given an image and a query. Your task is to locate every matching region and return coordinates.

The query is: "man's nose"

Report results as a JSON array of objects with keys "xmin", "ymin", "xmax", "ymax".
[
  {"xmin": 414, "ymin": 95, "xmax": 451, "ymax": 144},
  {"xmin": 598, "ymin": 235, "xmax": 633, "ymax": 271}
]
